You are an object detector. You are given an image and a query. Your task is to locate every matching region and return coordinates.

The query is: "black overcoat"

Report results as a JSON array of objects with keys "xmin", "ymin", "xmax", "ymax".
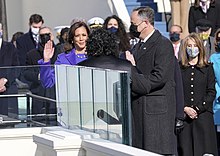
[
  {"xmin": 178, "ymin": 64, "xmax": 218, "ymax": 156},
  {"xmin": 131, "ymin": 30, "xmax": 176, "ymax": 155},
  {"xmin": 24, "ymin": 44, "xmax": 61, "ymax": 115},
  {"xmin": 188, "ymin": 1, "xmax": 220, "ymax": 36},
  {"xmin": 16, "ymin": 30, "xmax": 36, "ymax": 66},
  {"xmin": 0, "ymin": 41, "xmax": 19, "ymax": 117}
]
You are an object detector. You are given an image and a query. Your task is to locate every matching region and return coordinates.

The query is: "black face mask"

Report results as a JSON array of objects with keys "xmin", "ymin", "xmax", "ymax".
[
  {"xmin": 129, "ymin": 23, "xmax": 141, "ymax": 38},
  {"xmin": 169, "ymin": 33, "xmax": 180, "ymax": 42},
  {"xmin": 39, "ymin": 33, "xmax": 51, "ymax": 46}
]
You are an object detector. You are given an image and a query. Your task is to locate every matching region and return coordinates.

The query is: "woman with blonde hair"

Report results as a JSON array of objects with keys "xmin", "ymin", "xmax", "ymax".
[{"xmin": 178, "ymin": 33, "xmax": 218, "ymax": 156}]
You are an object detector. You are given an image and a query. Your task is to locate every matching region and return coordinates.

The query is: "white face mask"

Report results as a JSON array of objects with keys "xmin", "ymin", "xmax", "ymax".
[
  {"xmin": 31, "ymin": 27, "xmax": 40, "ymax": 35},
  {"xmin": 200, "ymin": 0, "xmax": 210, "ymax": 13}
]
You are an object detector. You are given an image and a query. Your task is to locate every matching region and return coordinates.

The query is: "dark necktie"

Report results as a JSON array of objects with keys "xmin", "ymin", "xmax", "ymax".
[{"xmin": 134, "ymin": 42, "xmax": 144, "ymax": 58}]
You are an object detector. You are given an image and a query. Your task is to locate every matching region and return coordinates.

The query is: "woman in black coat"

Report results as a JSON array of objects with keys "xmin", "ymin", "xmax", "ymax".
[{"xmin": 178, "ymin": 33, "xmax": 218, "ymax": 156}]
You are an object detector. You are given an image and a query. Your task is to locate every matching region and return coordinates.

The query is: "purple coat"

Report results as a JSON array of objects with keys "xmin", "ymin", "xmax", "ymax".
[{"xmin": 38, "ymin": 49, "xmax": 86, "ymax": 88}]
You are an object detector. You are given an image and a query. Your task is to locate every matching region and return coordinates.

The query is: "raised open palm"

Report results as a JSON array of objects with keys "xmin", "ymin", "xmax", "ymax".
[{"xmin": 43, "ymin": 40, "xmax": 54, "ymax": 62}]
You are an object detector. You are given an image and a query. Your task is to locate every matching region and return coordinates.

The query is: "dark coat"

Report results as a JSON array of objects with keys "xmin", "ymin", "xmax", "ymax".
[
  {"xmin": 204, "ymin": 36, "xmax": 215, "ymax": 59},
  {"xmin": 174, "ymin": 58, "xmax": 184, "ymax": 119},
  {"xmin": 16, "ymin": 30, "xmax": 36, "ymax": 66},
  {"xmin": 0, "ymin": 41, "xmax": 19, "ymax": 117},
  {"xmin": 188, "ymin": 2, "xmax": 220, "ymax": 36},
  {"xmin": 24, "ymin": 44, "xmax": 61, "ymax": 114},
  {"xmin": 131, "ymin": 30, "xmax": 176, "ymax": 155},
  {"xmin": 178, "ymin": 63, "xmax": 218, "ymax": 156},
  {"xmin": 78, "ymin": 55, "xmax": 131, "ymax": 72}
]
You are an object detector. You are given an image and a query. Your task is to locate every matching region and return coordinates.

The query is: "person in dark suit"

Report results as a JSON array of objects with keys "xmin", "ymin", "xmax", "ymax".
[
  {"xmin": 0, "ymin": 23, "xmax": 19, "ymax": 117},
  {"xmin": 178, "ymin": 33, "xmax": 218, "ymax": 156},
  {"xmin": 16, "ymin": 14, "xmax": 44, "ymax": 66},
  {"xmin": 126, "ymin": 6, "xmax": 177, "ymax": 155},
  {"xmin": 24, "ymin": 26, "xmax": 61, "ymax": 116},
  {"xmin": 16, "ymin": 14, "xmax": 44, "ymax": 89},
  {"xmin": 195, "ymin": 18, "xmax": 215, "ymax": 59},
  {"xmin": 188, "ymin": 0, "xmax": 220, "ymax": 36}
]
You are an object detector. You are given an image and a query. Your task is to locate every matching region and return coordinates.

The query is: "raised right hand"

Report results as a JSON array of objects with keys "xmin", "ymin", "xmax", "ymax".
[{"xmin": 43, "ymin": 40, "xmax": 54, "ymax": 62}]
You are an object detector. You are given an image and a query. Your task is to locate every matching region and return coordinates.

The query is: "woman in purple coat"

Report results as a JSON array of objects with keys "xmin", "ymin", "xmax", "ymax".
[{"xmin": 38, "ymin": 21, "xmax": 90, "ymax": 88}]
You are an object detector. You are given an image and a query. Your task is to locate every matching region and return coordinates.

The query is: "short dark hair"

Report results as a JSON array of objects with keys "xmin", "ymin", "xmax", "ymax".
[
  {"xmin": 29, "ymin": 14, "xmax": 44, "ymax": 25},
  {"xmin": 11, "ymin": 31, "xmax": 24, "ymax": 42},
  {"xmin": 133, "ymin": 6, "xmax": 155, "ymax": 26},
  {"xmin": 170, "ymin": 24, "xmax": 183, "ymax": 33},
  {"xmin": 86, "ymin": 28, "xmax": 119, "ymax": 57}
]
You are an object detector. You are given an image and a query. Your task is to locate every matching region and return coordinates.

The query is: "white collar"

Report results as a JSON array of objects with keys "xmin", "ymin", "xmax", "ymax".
[
  {"xmin": 142, "ymin": 29, "xmax": 155, "ymax": 43},
  {"xmin": 0, "ymin": 38, "xmax": 2, "ymax": 49}
]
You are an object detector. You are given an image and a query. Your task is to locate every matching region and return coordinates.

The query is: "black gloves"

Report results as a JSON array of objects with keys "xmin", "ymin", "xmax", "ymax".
[{"xmin": 175, "ymin": 117, "xmax": 184, "ymax": 135}]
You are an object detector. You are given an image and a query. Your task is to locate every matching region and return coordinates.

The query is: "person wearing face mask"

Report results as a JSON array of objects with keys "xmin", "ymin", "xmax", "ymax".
[
  {"xmin": 178, "ymin": 33, "xmax": 218, "ymax": 156},
  {"xmin": 38, "ymin": 21, "xmax": 90, "ymax": 88},
  {"xmin": 103, "ymin": 15, "xmax": 130, "ymax": 58},
  {"xmin": 24, "ymin": 26, "xmax": 62, "ymax": 118},
  {"xmin": 125, "ymin": 6, "xmax": 177, "ymax": 155},
  {"xmin": 169, "ymin": 25, "xmax": 183, "ymax": 59},
  {"xmin": 188, "ymin": 0, "xmax": 220, "ymax": 37},
  {"xmin": 195, "ymin": 18, "xmax": 215, "ymax": 59},
  {"xmin": 16, "ymin": 14, "xmax": 44, "ymax": 66},
  {"xmin": 209, "ymin": 28, "xmax": 220, "ymax": 155},
  {"xmin": 15, "ymin": 14, "xmax": 44, "ymax": 92},
  {"xmin": 170, "ymin": 0, "xmax": 189, "ymax": 38}
]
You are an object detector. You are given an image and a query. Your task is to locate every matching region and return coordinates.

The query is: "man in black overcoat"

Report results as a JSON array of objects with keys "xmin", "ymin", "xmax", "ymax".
[
  {"xmin": 16, "ymin": 14, "xmax": 44, "ymax": 66},
  {"xmin": 126, "ymin": 6, "xmax": 177, "ymax": 155},
  {"xmin": 0, "ymin": 23, "xmax": 19, "ymax": 117}
]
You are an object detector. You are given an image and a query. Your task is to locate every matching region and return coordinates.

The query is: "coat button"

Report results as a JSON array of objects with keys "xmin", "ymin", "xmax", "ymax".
[
  {"xmin": 192, "ymin": 66, "xmax": 194, "ymax": 69},
  {"xmin": 191, "ymin": 78, "xmax": 194, "ymax": 81},
  {"xmin": 191, "ymin": 72, "xmax": 194, "ymax": 75},
  {"xmin": 191, "ymin": 84, "xmax": 194, "ymax": 87},
  {"xmin": 203, "ymin": 101, "xmax": 206, "ymax": 105},
  {"xmin": 191, "ymin": 92, "xmax": 194, "ymax": 95},
  {"xmin": 191, "ymin": 98, "xmax": 194, "ymax": 101}
]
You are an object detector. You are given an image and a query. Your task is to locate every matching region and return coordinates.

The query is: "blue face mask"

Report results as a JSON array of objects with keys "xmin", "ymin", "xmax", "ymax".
[
  {"xmin": 107, "ymin": 26, "xmax": 118, "ymax": 33},
  {"xmin": 186, "ymin": 47, "xmax": 200, "ymax": 58},
  {"xmin": 169, "ymin": 33, "xmax": 180, "ymax": 42}
]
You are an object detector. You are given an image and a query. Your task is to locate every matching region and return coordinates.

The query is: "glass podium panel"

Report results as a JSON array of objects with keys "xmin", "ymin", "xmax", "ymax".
[
  {"xmin": 55, "ymin": 65, "xmax": 131, "ymax": 144},
  {"xmin": 0, "ymin": 65, "xmax": 57, "ymax": 128},
  {"xmin": 0, "ymin": 65, "xmax": 131, "ymax": 145}
]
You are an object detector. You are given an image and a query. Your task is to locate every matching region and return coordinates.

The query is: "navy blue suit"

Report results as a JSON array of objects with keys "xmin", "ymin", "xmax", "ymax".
[{"xmin": 16, "ymin": 29, "xmax": 36, "ymax": 66}]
